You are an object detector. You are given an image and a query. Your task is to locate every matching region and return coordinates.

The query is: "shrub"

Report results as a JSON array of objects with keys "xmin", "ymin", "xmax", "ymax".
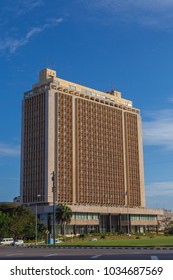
[
  {"xmin": 90, "ymin": 230, "xmax": 95, "ymax": 234},
  {"xmin": 164, "ymin": 227, "xmax": 173, "ymax": 235},
  {"xmin": 118, "ymin": 231, "xmax": 124, "ymax": 235},
  {"xmin": 100, "ymin": 235, "xmax": 106, "ymax": 239},
  {"xmin": 78, "ymin": 233, "xmax": 85, "ymax": 240}
]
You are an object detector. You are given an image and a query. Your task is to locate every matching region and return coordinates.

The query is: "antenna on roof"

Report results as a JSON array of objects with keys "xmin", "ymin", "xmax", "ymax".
[
  {"xmin": 45, "ymin": 56, "xmax": 56, "ymax": 70},
  {"xmin": 111, "ymin": 82, "xmax": 115, "ymax": 91}
]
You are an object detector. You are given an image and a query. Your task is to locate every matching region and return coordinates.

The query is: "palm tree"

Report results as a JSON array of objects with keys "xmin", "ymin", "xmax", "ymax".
[{"xmin": 55, "ymin": 203, "xmax": 72, "ymax": 238}]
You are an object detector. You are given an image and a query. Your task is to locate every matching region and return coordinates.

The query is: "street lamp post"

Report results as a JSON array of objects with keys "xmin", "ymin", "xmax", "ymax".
[
  {"xmin": 127, "ymin": 206, "xmax": 130, "ymax": 235},
  {"xmin": 35, "ymin": 194, "xmax": 41, "ymax": 245},
  {"xmin": 125, "ymin": 191, "xmax": 130, "ymax": 235},
  {"xmin": 52, "ymin": 171, "xmax": 56, "ymax": 245}
]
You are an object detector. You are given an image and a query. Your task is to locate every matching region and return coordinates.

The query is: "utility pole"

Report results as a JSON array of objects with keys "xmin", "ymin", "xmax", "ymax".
[
  {"xmin": 35, "ymin": 194, "xmax": 41, "ymax": 245},
  {"xmin": 35, "ymin": 202, "xmax": 38, "ymax": 245},
  {"xmin": 52, "ymin": 171, "xmax": 56, "ymax": 245},
  {"xmin": 126, "ymin": 191, "xmax": 130, "ymax": 235}
]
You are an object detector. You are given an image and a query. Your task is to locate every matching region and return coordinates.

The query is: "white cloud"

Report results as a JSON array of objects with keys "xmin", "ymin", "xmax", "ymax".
[
  {"xmin": 3, "ymin": 0, "xmax": 43, "ymax": 17},
  {"xmin": 81, "ymin": 0, "xmax": 173, "ymax": 29},
  {"xmin": 0, "ymin": 143, "xmax": 20, "ymax": 157},
  {"xmin": 87, "ymin": 0, "xmax": 173, "ymax": 13},
  {"xmin": 143, "ymin": 109, "xmax": 173, "ymax": 150},
  {"xmin": 91, "ymin": 0, "xmax": 173, "ymax": 10},
  {"xmin": 0, "ymin": 17, "xmax": 64, "ymax": 53},
  {"xmin": 25, "ymin": 27, "xmax": 43, "ymax": 40},
  {"xmin": 18, "ymin": 0, "xmax": 43, "ymax": 15},
  {"xmin": 168, "ymin": 96, "xmax": 173, "ymax": 103},
  {"xmin": 145, "ymin": 181, "xmax": 173, "ymax": 210},
  {"xmin": 146, "ymin": 181, "xmax": 173, "ymax": 197}
]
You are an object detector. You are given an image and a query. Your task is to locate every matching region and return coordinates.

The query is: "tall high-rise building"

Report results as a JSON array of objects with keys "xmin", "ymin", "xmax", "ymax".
[{"xmin": 20, "ymin": 68, "xmax": 161, "ymax": 233}]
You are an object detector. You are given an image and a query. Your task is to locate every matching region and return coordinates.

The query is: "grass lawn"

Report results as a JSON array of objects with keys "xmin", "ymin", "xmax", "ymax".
[{"xmin": 44, "ymin": 234, "xmax": 173, "ymax": 247}]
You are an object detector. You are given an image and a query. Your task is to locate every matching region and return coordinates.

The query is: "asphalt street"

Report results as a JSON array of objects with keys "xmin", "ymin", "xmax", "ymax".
[{"xmin": 0, "ymin": 246, "xmax": 173, "ymax": 260}]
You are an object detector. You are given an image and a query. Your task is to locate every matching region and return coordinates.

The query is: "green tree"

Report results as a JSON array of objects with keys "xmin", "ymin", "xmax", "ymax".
[
  {"xmin": 164, "ymin": 220, "xmax": 173, "ymax": 235},
  {"xmin": 55, "ymin": 203, "xmax": 72, "ymax": 238},
  {"xmin": 0, "ymin": 211, "xmax": 11, "ymax": 237},
  {"xmin": 0, "ymin": 203, "xmax": 46, "ymax": 240}
]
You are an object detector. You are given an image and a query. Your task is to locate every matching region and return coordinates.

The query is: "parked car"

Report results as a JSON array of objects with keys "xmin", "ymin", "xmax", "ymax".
[
  {"xmin": 90, "ymin": 238, "xmax": 97, "ymax": 241},
  {"xmin": 0, "ymin": 238, "xmax": 14, "ymax": 245},
  {"xmin": 55, "ymin": 239, "xmax": 62, "ymax": 244},
  {"xmin": 12, "ymin": 240, "xmax": 24, "ymax": 246}
]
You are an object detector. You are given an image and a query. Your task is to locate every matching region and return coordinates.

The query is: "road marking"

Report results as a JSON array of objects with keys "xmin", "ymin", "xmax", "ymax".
[
  {"xmin": 91, "ymin": 255, "xmax": 102, "ymax": 259},
  {"xmin": 6, "ymin": 253, "xmax": 24, "ymax": 257},
  {"xmin": 45, "ymin": 253, "xmax": 59, "ymax": 257},
  {"xmin": 151, "ymin": 255, "xmax": 158, "ymax": 260}
]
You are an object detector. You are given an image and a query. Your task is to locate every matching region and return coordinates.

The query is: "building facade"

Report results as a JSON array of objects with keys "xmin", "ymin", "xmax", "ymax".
[{"xmin": 20, "ymin": 68, "xmax": 162, "ymax": 234}]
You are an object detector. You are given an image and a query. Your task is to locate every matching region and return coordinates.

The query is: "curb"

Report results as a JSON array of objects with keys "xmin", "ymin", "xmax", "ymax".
[{"xmin": 22, "ymin": 245, "xmax": 173, "ymax": 250}]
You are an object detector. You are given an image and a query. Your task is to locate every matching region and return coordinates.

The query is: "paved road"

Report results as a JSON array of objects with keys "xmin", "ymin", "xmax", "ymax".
[{"xmin": 0, "ymin": 246, "xmax": 173, "ymax": 260}]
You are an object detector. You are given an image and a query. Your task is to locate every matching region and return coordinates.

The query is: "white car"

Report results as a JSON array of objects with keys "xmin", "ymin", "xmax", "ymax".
[
  {"xmin": 12, "ymin": 240, "xmax": 24, "ymax": 246},
  {"xmin": 0, "ymin": 238, "xmax": 14, "ymax": 245},
  {"xmin": 90, "ymin": 238, "xmax": 97, "ymax": 241},
  {"xmin": 55, "ymin": 239, "xmax": 62, "ymax": 244}
]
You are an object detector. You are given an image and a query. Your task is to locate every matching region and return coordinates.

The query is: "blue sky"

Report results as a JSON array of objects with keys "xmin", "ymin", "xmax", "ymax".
[{"xmin": 1, "ymin": 0, "xmax": 173, "ymax": 210}]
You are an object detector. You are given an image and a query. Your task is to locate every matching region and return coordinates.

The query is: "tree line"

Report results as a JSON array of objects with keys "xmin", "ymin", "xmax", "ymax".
[
  {"xmin": 0, "ymin": 203, "xmax": 46, "ymax": 240},
  {"xmin": 0, "ymin": 202, "xmax": 72, "ymax": 240}
]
